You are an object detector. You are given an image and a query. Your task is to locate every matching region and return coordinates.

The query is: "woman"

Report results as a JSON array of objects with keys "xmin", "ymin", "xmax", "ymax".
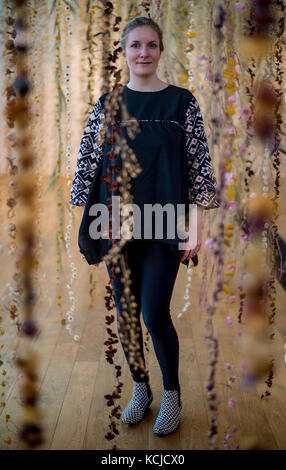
[{"xmin": 70, "ymin": 16, "xmax": 219, "ymax": 437}]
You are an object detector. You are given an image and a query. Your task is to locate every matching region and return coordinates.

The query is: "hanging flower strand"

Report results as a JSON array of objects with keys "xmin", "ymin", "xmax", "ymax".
[{"xmin": 9, "ymin": 0, "xmax": 44, "ymax": 449}]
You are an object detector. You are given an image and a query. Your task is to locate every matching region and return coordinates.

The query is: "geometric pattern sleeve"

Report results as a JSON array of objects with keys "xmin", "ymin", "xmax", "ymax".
[
  {"xmin": 69, "ymin": 97, "xmax": 105, "ymax": 206},
  {"xmin": 184, "ymin": 93, "xmax": 220, "ymax": 209}
]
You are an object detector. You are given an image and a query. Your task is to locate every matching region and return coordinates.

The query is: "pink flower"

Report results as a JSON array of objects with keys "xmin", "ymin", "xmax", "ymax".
[
  {"xmin": 228, "ymin": 97, "xmax": 236, "ymax": 104},
  {"xmin": 236, "ymin": 331, "xmax": 242, "ymax": 336},
  {"xmin": 232, "ymin": 427, "xmax": 237, "ymax": 433},
  {"xmin": 240, "ymin": 146, "xmax": 246, "ymax": 152},
  {"xmin": 230, "ymin": 296, "xmax": 236, "ymax": 302},
  {"xmin": 225, "ymin": 127, "xmax": 235, "ymax": 135},
  {"xmin": 225, "ymin": 362, "xmax": 234, "ymax": 371},
  {"xmin": 242, "ymin": 235, "xmax": 248, "ymax": 244},
  {"xmin": 226, "ymin": 316, "xmax": 233, "ymax": 325},
  {"xmin": 225, "ymin": 150, "xmax": 232, "ymax": 157},
  {"xmin": 234, "ymin": 2, "xmax": 245, "ymax": 10},
  {"xmin": 225, "ymin": 172, "xmax": 234, "ymax": 185},
  {"xmin": 229, "ymin": 202, "xmax": 238, "ymax": 213},
  {"xmin": 228, "ymin": 375, "xmax": 237, "ymax": 385},
  {"xmin": 228, "ymin": 397, "xmax": 234, "ymax": 408},
  {"xmin": 240, "ymin": 107, "xmax": 251, "ymax": 118},
  {"xmin": 239, "ymin": 363, "xmax": 247, "ymax": 371},
  {"xmin": 227, "ymin": 264, "xmax": 236, "ymax": 271},
  {"xmin": 205, "ymin": 238, "xmax": 214, "ymax": 250},
  {"xmin": 250, "ymin": 192, "xmax": 257, "ymax": 199}
]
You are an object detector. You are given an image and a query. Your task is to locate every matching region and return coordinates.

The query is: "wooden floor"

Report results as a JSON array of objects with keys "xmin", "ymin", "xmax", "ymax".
[{"xmin": 0, "ymin": 175, "xmax": 286, "ymax": 450}]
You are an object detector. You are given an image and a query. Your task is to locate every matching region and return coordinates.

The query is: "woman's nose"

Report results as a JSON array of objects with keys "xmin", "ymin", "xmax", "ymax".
[{"xmin": 139, "ymin": 46, "xmax": 149, "ymax": 56}]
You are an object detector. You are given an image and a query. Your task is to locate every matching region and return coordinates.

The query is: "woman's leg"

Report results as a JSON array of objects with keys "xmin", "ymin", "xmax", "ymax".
[
  {"xmin": 106, "ymin": 240, "xmax": 149, "ymax": 384},
  {"xmin": 140, "ymin": 242, "xmax": 181, "ymax": 395}
]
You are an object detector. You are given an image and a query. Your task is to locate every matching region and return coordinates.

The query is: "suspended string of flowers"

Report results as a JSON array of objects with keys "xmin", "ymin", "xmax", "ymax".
[
  {"xmin": 99, "ymin": 0, "xmax": 178, "ymax": 446},
  {"xmin": 46, "ymin": 0, "xmax": 80, "ymax": 340},
  {"xmin": 258, "ymin": 0, "xmax": 285, "ymax": 399},
  {"xmin": 0, "ymin": 0, "xmax": 19, "ymax": 449},
  {"xmin": 67, "ymin": 0, "xmax": 99, "ymax": 337},
  {"xmin": 27, "ymin": 0, "xmax": 43, "ymax": 324},
  {"xmin": 174, "ymin": 0, "xmax": 195, "ymax": 321},
  {"xmin": 2, "ymin": 0, "xmax": 22, "ymax": 338},
  {"xmin": 83, "ymin": 0, "xmax": 101, "ymax": 310},
  {"xmin": 203, "ymin": 0, "xmax": 228, "ymax": 451},
  {"xmin": 92, "ymin": 0, "xmax": 151, "ymax": 446},
  {"xmin": 215, "ymin": 4, "xmax": 258, "ymax": 447},
  {"xmin": 62, "ymin": 1, "xmax": 81, "ymax": 341},
  {"xmin": 0, "ymin": 0, "xmax": 47, "ymax": 448},
  {"xmin": 236, "ymin": 0, "xmax": 283, "ymax": 409},
  {"xmin": 214, "ymin": 7, "xmax": 245, "ymax": 446},
  {"xmin": 198, "ymin": 0, "xmax": 217, "ymax": 319},
  {"xmin": 8, "ymin": 0, "xmax": 44, "ymax": 449}
]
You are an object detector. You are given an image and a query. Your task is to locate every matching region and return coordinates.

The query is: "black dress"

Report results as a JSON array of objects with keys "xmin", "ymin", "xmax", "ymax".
[{"xmin": 70, "ymin": 84, "xmax": 220, "ymax": 266}]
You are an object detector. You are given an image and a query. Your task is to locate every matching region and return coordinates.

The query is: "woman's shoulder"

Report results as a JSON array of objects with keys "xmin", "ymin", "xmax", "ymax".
[
  {"xmin": 96, "ymin": 87, "xmax": 124, "ymax": 109},
  {"xmin": 168, "ymin": 84, "xmax": 194, "ymax": 98}
]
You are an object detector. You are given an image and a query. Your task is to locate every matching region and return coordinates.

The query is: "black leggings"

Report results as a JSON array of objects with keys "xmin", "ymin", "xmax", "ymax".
[{"xmin": 106, "ymin": 240, "xmax": 181, "ymax": 392}]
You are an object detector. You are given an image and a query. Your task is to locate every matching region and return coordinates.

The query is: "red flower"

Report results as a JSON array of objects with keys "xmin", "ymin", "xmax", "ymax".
[
  {"xmin": 107, "ymin": 151, "xmax": 117, "ymax": 160},
  {"xmin": 100, "ymin": 174, "xmax": 111, "ymax": 183}
]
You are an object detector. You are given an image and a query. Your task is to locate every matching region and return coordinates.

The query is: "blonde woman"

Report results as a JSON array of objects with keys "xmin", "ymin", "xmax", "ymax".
[{"xmin": 70, "ymin": 16, "xmax": 219, "ymax": 436}]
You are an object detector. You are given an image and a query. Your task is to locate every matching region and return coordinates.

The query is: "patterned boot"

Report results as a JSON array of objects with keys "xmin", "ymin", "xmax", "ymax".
[
  {"xmin": 153, "ymin": 388, "xmax": 182, "ymax": 436},
  {"xmin": 121, "ymin": 381, "xmax": 153, "ymax": 425}
]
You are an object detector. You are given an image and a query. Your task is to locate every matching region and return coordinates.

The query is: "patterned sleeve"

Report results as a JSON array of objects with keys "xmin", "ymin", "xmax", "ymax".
[
  {"xmin": 69, "ymin": 97, "xmax": 105, "ymax": 206},
  {"xmin": 184, "ymin": 93, "xmax": 220, "ymax": 209}
]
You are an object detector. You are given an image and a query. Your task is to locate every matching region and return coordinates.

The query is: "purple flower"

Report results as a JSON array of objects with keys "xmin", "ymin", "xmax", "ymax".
[
  {"xmin": 225, "ymin": 172, "xmax": 234, "ymax": 185},
  {"xmin": 228, "ymin": 375, "xmax": 237, "ymax": 385},
  {"xmin": 228, "ymin": 397, "xmax": 234, "ymax": 408},
  {"xmin": 229, "ymin": 202, "xmax": 238, "ymax": 213},
  {"xmin": 240, "ymin": 107, "xmax": 251, "ymax": 118},
  {"xmin": 226, "ymin": 316, "xmax": 233, "ymax": 325},
  {"xmin": 234, "ymin": 3, "xmax": 245, "ymax": 10},
  {"xmin": 242, "ymin": 235, "xmax": 248, "ymax": 244},
  {"xmin": 225, "ymin": 127, "xmax": 235, "ymax": 135}
]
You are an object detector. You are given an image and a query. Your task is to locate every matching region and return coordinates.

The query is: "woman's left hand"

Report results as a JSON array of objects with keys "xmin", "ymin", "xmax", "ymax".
[{"xmin": 180, "ymin": 206, "xmax": 204, "ymax": 262}]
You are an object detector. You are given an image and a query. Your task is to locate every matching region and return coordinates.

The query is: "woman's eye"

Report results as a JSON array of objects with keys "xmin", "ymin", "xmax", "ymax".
[{"xmin": 131, "ymin": 44, "xmax": 157, "ymax": 48}]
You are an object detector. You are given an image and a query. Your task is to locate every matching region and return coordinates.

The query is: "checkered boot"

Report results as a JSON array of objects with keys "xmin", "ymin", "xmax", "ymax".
[
  {"xmin": 121, "ymin": 381, "xmax": 153, "ymax": 425},
  {"xmin": 153, "ymin": 388, "xmax": 182, "ymax": 436}
]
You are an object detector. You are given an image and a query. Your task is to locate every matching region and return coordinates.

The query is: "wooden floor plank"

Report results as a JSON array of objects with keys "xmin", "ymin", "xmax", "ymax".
[{"xmin": 50, "ymin": 360, "xmax": 99, "ymax": 450}]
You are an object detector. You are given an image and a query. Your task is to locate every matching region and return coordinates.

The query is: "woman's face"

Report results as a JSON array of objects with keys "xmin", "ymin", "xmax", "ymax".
[{"xmin": 122, "ymin": 26, "xmax": 161, "ymax": 78}]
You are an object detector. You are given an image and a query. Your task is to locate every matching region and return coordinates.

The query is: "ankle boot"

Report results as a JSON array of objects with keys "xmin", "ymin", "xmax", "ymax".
[
  {"xmin": 121, "ymin": 381, "xmax": 153, "ymax": 425},
  {"xmin": 153, "ymin": 388, "xmax": 182, "ymax": 436}
]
